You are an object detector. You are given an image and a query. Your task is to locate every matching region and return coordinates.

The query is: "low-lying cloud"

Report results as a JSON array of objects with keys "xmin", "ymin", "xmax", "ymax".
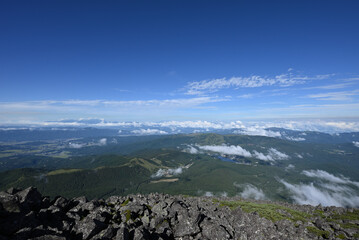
[
  {"xmin": 285, "ymin": 164, "xmax": 295, "ymax": 171},
  {"xmin": 280, "ymin": 169, "xmax": 359, "ymax": 207},
  {"xmin": 69, "ymin": 142, "xmax": 85, "ymax": 149},
  {"xmin": 183, "ymin": 145, "xmax": 199, "ymax": 154},
  {"xmin": 234, "ymin": 183, "xmax": 266, "ymax": 200},
  {"xmin": 131, "ymin": 128, "xmax": 168, "ymax": 135},
  {"xmin": 253, "ymin": 148, "xmax": 290, "ymax": 161},
  {"xmin": 302, "ymin": 169, "xmax": 359, "ymax": 187},
  {"xmin": 196, "ymin": 144, "xmax": 289, "ymax": 162},
  {"xmin": 353, "ymin": 141, "xmax": 359, "ymax": 147},
  {"xmin": 151, "ymin": 167, "xmax": 183, "ymax": 178},
  {"xmin": 280, "ymin": 180, "xmax": 359, "ymax": 208},
  {"xmin": 285, "ymin": 136, "xmax": 305, "ymax": 141},
  {"xmin": 197, "ymin": 145, "xmax": 252, "ymax": 158},
  {"xmin": 98, "ymin": 138, "xmax": 107, "ymax": 146}
]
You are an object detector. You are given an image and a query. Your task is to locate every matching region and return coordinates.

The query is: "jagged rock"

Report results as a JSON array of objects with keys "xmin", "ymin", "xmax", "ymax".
[
  {"xmin": 72, "ymin": 217, "xmax": 107, "ymax": 239},
  {"xmin": 0, "ymin": 191, "xmax": 20, "ymax": 212},
  {"xmin": 6, "ymin": 187, "xmax": 21, "ymax": 195},
  {"xmin": 200, "ymin": 217, "xmax": 231, "ymax": 240},
  {"xmin": 115, "ymin": 223, "xmax": 130, "ymax": 240},
  {"xmin": 52, "ymin": 197, "xmax": 68, "ymax": 209},
  {"xmin": 16, "ymin": 187, "xmax": 42, "ymax": 210},
  {"xmin": 0, "ymin": 187, "xmax": 358, "ymax": 240},
  {"xmin": 92, "ymin": 225, "xmax": 117, "ymax": 240}
]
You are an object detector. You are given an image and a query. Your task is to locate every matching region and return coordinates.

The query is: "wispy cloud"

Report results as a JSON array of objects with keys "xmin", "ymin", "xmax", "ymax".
[
  {"xmin": 185, "ymin": 72, "xmax": 330, "ymax": 95},
  {"xmin": 280, "ymin": 180, "xmax": 359, "ymax": 207},
  {"xmin": 307, "ymin": 90, "xmax": 359, "ymax": 101},
  {"xmin": 304, "ymin": 82, "xmax": 354, "ymax": 90},
  {"xmin": 234, "ymin": 183, "xmax": 266, "ymax": 200},
  {"xmin": 0, "ymin": 97, "xmax": 227, "ymax": 123},
  {"xmin": 253, "ymin": 148, "xmax": 290, "ymax": 161},
  {"xmin": 279, "ymin": 169, "xmax": 359, "ymax": 207},
  {"xmin": 0, "ymin": 97, "xmax": 225, "ymax": 111},
  {"xmin": 302, "ymin": 170, "xmax": 359, "ymax": 187}
]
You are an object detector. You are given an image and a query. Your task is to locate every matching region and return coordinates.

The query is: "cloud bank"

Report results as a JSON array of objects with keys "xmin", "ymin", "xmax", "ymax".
[
  {"xmin": 196, "ymin": 144, "xmax": 289, "ymax": 162},
  {"xmin": 3, "ymin": 118, "xmax": 359, "ymax": 134},
  {"xmin": 280, "ymin": 170, "xmax": 359, "ymax": 207},
  {"xmin": 302, "ymin": 170, "xmax": 359, "ymax": 187},
  {"xmin": 233, "ymin": 126, "xmax": 281, "ymax": 138},
  {"xmin": 280, "ymin": 180, "xmax": 359, "ymax": 208}
]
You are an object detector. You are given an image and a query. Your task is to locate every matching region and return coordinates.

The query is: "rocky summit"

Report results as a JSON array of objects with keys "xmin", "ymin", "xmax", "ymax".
[{"xmin": 0, "ymin": 187, "xmax": 358, "ymax": 240}]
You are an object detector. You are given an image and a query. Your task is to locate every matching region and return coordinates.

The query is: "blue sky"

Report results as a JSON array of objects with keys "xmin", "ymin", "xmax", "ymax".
[{"xmin": 1, "ymin": 0, "xmax": 359, "ymax": 124}]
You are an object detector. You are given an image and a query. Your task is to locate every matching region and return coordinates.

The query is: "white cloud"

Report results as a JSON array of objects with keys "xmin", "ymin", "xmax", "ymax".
[
  {"xmin": 280, "ymin": 180, "xmax": 359, "ymax": 208},
  {"xmin": 197, "ymin": 144, "xmax": 289, "ymax": 162},
  {"xmin": 235, "ymin": 183, "xmax": 266, "ymax": 200},
  {"xmin": 307, "ymin": 90, "xmax": 359, "ymax": 101},
  {"xmin": 0, "ymin": 97, "xmax": 226, "ymax": 123},
  {"xmin": 295, "ymin": 153, "xmax": 303, "ymax": 159},
  {"xmin": 285, "ymin": 136, "xmax": 305, "ymax": 141},
  {"xmin": 251, "ymin": 119, "xmax": 359, "ymax": 133},
  {"xmin": 268, "ymin": 148, "xmax": 290, "ymax": 160},
  {"xmin": 233, "ymin": 126, "xmax": 281, "ymax": 138},
  {"xmin": 183, "ymin": 145, "xmax": 199, "ymax": 154},
  {"xmin": 69, "ymin": 142, "xmax": 85, "ymax": 149},
  {"xmin": 185, "ymin": 72, "xmax": 329, "ymax": 95},
  {"xmin": 302, "ymin": 169, "xmax": 359, "ymax": 187},
  {"xmin": 285, "ymin": 164, "xmax": 295, "ymax": 171},
  {"xmin": 253, "ymin": 148, "xmax": 289, "ymax": 161},
  {"xmin": 131, "ymin": 129, "xmax": 168, "ymax": 135},
  {"xmin": 156, "ymin": 120, "xmax": 245, "ymax": 129},
  {"xmin": 252, "ymin": 151, "xmax": 274, "ymax": 161},
  {"xmin": 99, "ymin": 138, "xmax": 107, "ymax": 146},
  {"xmin": 305, "ymin": 82, "xmax": 354, "ymax": 90},
  {"xmin": 204, "ymin": 191, "xmax": 214, "ymax": 197},
  {"xmin": 353, "ymin": 141, "xmax": 359, "ymax": 147},
  {"xmin": 237, "ymin": 94, "xmax": 254, "ymax": 99},
  {"xmin": 151, "ymin": 167, "xmax": 183, "ymax": 178},
  {"xmin": 197, "ymin": 144, "xmax": 252, "ymax": 158},
  {"xmin": 220, "ymin": 192, "xmax": 228, "ymax": 197}
]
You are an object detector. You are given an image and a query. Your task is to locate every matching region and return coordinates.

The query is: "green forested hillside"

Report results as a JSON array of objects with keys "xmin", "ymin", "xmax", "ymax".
[{"xmin": 0, "ymin": 133, "xmax": 358, "ymax": 207}]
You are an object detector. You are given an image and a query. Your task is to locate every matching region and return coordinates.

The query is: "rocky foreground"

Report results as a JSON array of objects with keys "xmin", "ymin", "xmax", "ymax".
[{"xmin": 0, "ymin": 187, "xmax": 358, "ymax": 240}]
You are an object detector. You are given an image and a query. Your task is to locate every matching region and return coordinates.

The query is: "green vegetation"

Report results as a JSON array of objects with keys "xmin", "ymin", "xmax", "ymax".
[
  {"xmin": 306, "ymin": 226, "xmax": 330, "ymax": 239},
  {"xmin": 332, "ymin": 209, "xmax": 359, "ymax": 222},
  {"xmin": 124, "ymin": 210, "xmax": 131, "ymax": 222},
  {"xmin": 214, "ymin": 199, "xmax": 311, "ymax": 223},
  {"xmin": 121, "ymin": 199, "xmax": 130, "ymax": 207},
  {"xmin": 336, "ymin": 233, "xmax": 346, "ymax": 239},
  {"xmin": 1, "ymin": 133, "xmax": 359, "ymax": 202}
]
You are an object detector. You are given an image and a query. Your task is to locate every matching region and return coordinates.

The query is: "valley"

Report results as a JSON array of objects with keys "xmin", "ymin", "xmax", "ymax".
[{"xmin": 1, "ymin": 129, "xmax": 359, "ymax": 208}]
